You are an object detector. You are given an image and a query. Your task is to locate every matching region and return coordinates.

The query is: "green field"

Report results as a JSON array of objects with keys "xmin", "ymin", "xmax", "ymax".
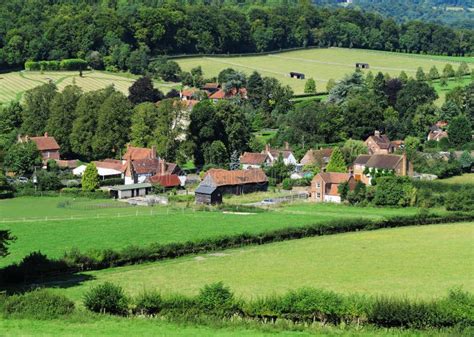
[
  {"xmin": 432, "ymin": 76, "xmax": 473, "ymax": 105},
  {"xmin": 176, "ymin": 47, "xmax": 473, "ymax": 93},
  {"xmin": 0, "ymin": 196, "xmax": 423, "ymax": 266},
  {"xmin": 48, "ymin": 223, "xmax": 473, "ymax": 302},
  {"xmin": 0, "ymin": 70, "xmax": 177, "ymax": 104},
  {"xmin": 1, "ymin": 316, "xmax": 458, "ymax": 337}
]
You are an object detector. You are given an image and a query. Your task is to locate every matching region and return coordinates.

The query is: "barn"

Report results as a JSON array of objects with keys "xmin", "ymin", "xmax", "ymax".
[
  {"xmin": 195, "ymin": 168, "xmax": 268, "ymax": 205},
  {"xmin": 289, "ymin": 72, "xmax": 305, "ymax": 79}
]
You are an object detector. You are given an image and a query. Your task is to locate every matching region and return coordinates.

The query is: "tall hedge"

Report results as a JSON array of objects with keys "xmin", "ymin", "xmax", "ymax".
[{"xmin": 24, "ymin": 59, "xmax": 87, "ymax": 71}]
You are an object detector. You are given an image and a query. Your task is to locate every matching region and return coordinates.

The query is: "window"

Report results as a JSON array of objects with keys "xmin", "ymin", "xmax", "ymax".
[
  {"xmin": 316, "ymin": 182, "xmax": 321, "ymax": 188},
  {"xmin": 316, "ymin": 193, "xmax": 321, "ymax": 198}
]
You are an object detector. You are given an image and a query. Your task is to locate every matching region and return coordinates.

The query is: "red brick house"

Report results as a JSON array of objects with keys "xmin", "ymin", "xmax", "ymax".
[
  {"xmin": 310, "ymin": 172, "xmax": 356, "ymax": 203},
  {"xmin": 20, "ymin": 133, "xmax": 60, "ymax": 161},
  {"xmin": 365, "ymin": 131, "xmax": 394, "ymax": 155}
]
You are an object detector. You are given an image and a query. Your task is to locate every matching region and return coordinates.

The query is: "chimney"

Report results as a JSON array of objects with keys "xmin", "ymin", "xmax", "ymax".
[
  {"xmin": 44, "ymin": 132, "xmax": 48, "ymax": 137},
  {"xmin": 402, "ymin": 152, "xmax": 407, "ymax": 176},
  {"xmin": 160, "ymin": 160, "xmax": 166, "ymax": 175},
  {"xmin": 265, "ymin": 144, "xmax": 270, "ymax": 153},
  {"xmin": 151, "ymin": 146, "xmax": 156, "ymax": 159},
  {"xmin": 284, "ymin": 142, "xmax": 289, "ymax": 150},
  {"xmin": 374, "ymin": 130, "xmax": 380, "ymax": 137}
]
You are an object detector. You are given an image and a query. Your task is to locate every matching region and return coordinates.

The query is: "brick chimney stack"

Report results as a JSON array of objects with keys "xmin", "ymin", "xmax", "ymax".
[
  {"xmin": 265, "ymin": 144, "xmax": 270, "ymax": 153},
  {"xmin": 160, "ymin": 160, "xmax": 166, "ymax": 175},
  {"xmin": 374, "ymin": 130, "xmax": 380, "ymax": 137},
  {"xmin": 284, "ymin": 142, "xmax": 289, "ymax": 150},
  {"xmin": 151, "ymin": 145, "xmax": 157, "ymax": 159},
  {"xmin": 44, "ymin": 132, "xmax": 48, "ymax": 137}
]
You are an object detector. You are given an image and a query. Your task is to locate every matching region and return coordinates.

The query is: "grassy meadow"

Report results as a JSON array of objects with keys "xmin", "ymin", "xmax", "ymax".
[
  {"xmin": 47, "ymin": 223, "xmax": 474, "ymax": 302},
  {"xmin": 437, "ymin": 173, "xmax": 474, "ymax": 185},
  {"xmin": 0, "ymin": 196, "xmax": 425, "ymax": 266},
  {"xmin": 176, "ymin": 47, "xmax": 473, "ymax": 93},
  {"xmin": 0, "ymin": 70, "xmax": 177, "ymax": 104}
]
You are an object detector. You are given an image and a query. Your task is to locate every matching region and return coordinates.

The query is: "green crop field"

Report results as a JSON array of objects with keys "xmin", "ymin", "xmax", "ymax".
[
  {"xmin": 0, "ymin": 70, "xmax": 178, "ymax": 104},
  {"xmin": 0, "ymin": 196, "xmax": 423, "ymax": 266},
  {"xmin": 48, "ymin": 223, "xmax": 473, "ymax": 302},
  {"xmin": 176, "ymin": 47, "xmax": 473, "ymax": 93}
]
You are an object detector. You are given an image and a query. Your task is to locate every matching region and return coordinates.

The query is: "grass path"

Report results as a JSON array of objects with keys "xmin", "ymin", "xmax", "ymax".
[{"xmin": 48, "ymin": 223, "xmax": 474, "ymax": 302}]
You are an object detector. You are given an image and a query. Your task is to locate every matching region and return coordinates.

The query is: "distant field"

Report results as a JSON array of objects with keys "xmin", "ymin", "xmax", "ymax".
[
  {"xmin": 50, "ymin": 223, "xmax": 474, "ymax": 302},
  {"xmin": 432, "ymin": 76, "xmax": 473, "ymax": 105},
  {"xmin": 0, "ymin": 196, "xmax": 423, "ymax": 266},
  {"xmin": 0, "ymin": 70, "xmax": 177, "ymax": 104},
  {"xmin": 438, "ymin": 173, "xmax": 474, "ymax": 185},
  {"xmin": 176, "ymin": 47, "xmax": 473, "ymax": 93}
]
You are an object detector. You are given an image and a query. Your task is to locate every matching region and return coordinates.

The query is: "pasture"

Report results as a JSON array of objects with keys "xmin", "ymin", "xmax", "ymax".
[
  {"xmin": 0, "ymin": 196, "xmax": 423, "ymax": 266},
  {"xmin": 437, "ymin": 173, "xmax": 474, "ymax": 185},
  {"xmin": 50, "ymin": 223, "xmax": 474, "ymax": 302},
  {"xmin": 0, "ymin": 70, "xmax": 177, "ymax": 104},
  {"xmin": 176, "ymin": 47, "xmax": 473, "ymax": 93}
]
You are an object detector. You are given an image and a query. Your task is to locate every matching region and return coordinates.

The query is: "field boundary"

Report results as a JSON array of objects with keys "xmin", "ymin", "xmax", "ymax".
[{"xmin": 1, "ymin": 212, "xmax": 472, "ymax": 285}]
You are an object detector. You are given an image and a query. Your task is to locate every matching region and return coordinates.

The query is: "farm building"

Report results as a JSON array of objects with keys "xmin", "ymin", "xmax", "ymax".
[
  {"xmin": 289, "ymin": 72, "xmax": 305, "ymax": 79},
  {"xmin": 109, "ymin": 183, "xmax": 152, "ymax": 199},
  {"xmin": 356, "ymin": 63, "xmax": 369, "ymax": 69},
  {"xmin": 195, "ymin": 168, "xmax": 268, "ymax": 205},
  {"xmin": 148, "ymin": 173, "xmax": 182, "ymax": 189},
  {"xmin": 73, "ymin": 160, "xmax": 124, "ymax": 180},
  {"xmin": 310, "ymin": 172, "xmax": 356, "ymax": 203}
]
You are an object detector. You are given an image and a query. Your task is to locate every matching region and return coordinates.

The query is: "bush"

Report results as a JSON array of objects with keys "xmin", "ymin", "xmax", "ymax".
[
  {"xmin": 134, "ymin": 290, "xmax": 163, "ymax": 316},
  {"xmin": 59, "ymin": 58, "xmax": 88, "ymax": 71},
  {"xmin": 2, "ymin": 289, "xmax": 74, "ymax": 319},
  {"xmin": 61, "ymin": 187, "xmax": 110, "ymax": 199},
  {"xmin": 445, "ymin": 188, "xmax": 474, "ymax": 211},
  {"xmin": 281, "ymin": 178, "xmax": 293, "ymax": 190},
  {"xmin": 99, "ymin": 178, "xmax": 124, "ymax": 187},
  {"xmin": 83, "ymin": 282, "xmax": 129, "ymax": 315},
  {"xmin": 197, "ymin": 282, "xmax": 238, "ymax": 317}
]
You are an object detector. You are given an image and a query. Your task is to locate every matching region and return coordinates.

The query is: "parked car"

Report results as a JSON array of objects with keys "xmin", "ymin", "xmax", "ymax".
[
  {"xmin": 261, "ymin": 198, "xmax": 275, "ymax": 205},
  {"xmin": 17, "ymin": 177, "xmax": 29, "ymax": 183}
]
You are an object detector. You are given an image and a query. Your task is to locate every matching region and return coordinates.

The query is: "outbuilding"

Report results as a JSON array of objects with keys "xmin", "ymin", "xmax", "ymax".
[
  {"xmin": 355, "ymin": 63, "xmax": 369, "ymax": 69},
  {"xmin": 289, "ymin": 72, "xmax": 305, "ymax": 79},
  {"xmin": 109, "ymin": 183, "xmax": 152, "ymax": 199}
]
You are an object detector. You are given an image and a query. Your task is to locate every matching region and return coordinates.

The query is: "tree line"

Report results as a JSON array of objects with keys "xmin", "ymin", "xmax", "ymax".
[{"xmin": 1, "ymin": 0, "xmax": 473, "ymax": 71}]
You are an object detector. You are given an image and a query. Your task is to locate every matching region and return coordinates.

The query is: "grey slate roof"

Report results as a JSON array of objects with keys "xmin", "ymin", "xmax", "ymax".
[{"xmin": 195, "ymin": 185, "xmax": 217, "ymax": 194}]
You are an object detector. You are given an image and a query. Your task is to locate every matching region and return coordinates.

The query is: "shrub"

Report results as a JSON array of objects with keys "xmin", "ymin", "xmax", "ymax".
[
  {"xmin": 99, "ymin": 178, "xmax": 124, "ymax": 187},
  {"xmin": 2, "ymin": 289, "xmax": 74, "ymax": 319},
  {"xmin": 197, "ymin": 282, "xmax": 238, "ymax": 317},
  {"xmin": 59, "ymin": 59, "xmax": 88, "ymax": 71},
  {"xmin": 134, "ymin": 290, "xmax": 163, "ymax": 316},
  {"xmin": 281, "ymin": 178, "xmax": 293, "ymax": 190},
  {"xmin": 83, "ymin": 282, "xmax": 129, "ymax": 315},
  {"xmin": 445, "ymin": 188, "xmax": 474, "ymax": 211}
]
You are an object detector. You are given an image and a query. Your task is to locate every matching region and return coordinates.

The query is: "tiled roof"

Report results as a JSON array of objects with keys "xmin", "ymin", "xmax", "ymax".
[
  {"xmin": 317, "ymin": 172, "xmax": 353, "ymax": 184},
  {"xmin": 181, "ymin": 88, "xmax": 198, "ymax": 97},
  {"xmin": 300, "ymin": 148, "xmax": 333, "ymax": 166},
  {"xmin": 268, "ymin": 149, "xmax": 293, "ymax": 160},
  {"xmin": 428, "ymin": 130, "xmax": 448, "ymax": 141},
  {"xmin": 202, "ymin": 83, "xmax": 219, "ymax": 89},
  {"xmin": 55, "ymin": 159, "xmax": 78, "ymax": 169},
  {"xmin": 30, "ymin": 135, "xmax": 60, "ymax": 151},
  {"xmin": 367, "ymin": 134, "xmax": 392, "ymax": 149},
  {"xmin": 209, "ymin": 88, "xmax": 247, "ymax": 100},
  {"xmin": 93, "ymin": 160, "xmax": 124, "ymax": 172},
  {"xmin": 366, "ymin": 154, "xmax": 403, "ymax": 169},
  {"xmin": 122, "ymin": 146, "xmax": 154, "ymax": 161},
  {"xmin": 353, "ymin": 155, "xmax": 371, "ymax": 166},
  {"xmin": 205, "ymin": 168, "xmax": 267, "ymax": 186},
  {"xmin": 148, "ymin": 174, "xmax": 181, "ymax": 187},
  {"xmin": 240, "ymin": 152, "xmax": 268, "ymax": 165}
]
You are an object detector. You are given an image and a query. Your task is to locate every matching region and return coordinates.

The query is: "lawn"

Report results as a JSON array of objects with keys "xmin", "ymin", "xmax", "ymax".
[
  {"xmin": 48, "ymin": 223, "xmax": 473, "ymax": 302},
  {"xmin": 0, "ymin": 196, "xmax": 423, "ymax": 266},
  {"xmin": 431, "ymin": 76, "xmax": 473, "ymax": 105},
  {"xmin": 176, "ymin": 47, "xmax": 472, "ymax": 94},
  {"xmin": 0, "ymin": 70, "xmax": 178, "ymax": 104}
]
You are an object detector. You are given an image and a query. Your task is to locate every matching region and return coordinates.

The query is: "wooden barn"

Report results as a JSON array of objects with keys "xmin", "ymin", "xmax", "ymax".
[
  {"xmin": 195, "ymin": 168, "xmax": 268, "ymax": 205},
  {"xmin": 289, "ymin": 72, "xmax": 305, "ymax": 79},
  {"xmin": 355, "ymin": 63, "xmax": 369, "ymax": 69}
]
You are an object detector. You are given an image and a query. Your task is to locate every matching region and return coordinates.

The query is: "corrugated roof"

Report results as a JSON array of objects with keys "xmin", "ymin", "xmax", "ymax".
[{"xmin": 110, "ymin": 183, "xmax": 151, "ymax": 191}]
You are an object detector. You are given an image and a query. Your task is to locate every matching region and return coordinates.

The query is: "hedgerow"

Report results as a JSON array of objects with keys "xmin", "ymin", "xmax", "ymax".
[{"xmin": 0, "ymin": 212, "xmax": 472, "ymax": 285}]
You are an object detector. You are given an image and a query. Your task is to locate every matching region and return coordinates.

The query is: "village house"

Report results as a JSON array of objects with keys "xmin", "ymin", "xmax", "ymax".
[
  {"xmin": 300, "ymin": 148, "xmax": 333, "ymax": 168},
  {"xmin": 180, "ymin": 88, "xmax": 199, "ymax": 100},
  {"xmin": 263, "ymin": 143, "xmax": 297, "ymax": 166},
  {"xmin": 427, "ymin": 121, "xmax": 449, "ymax": 142},
  {"xmin": 201, "ymin": 82, "xmax": 220, "ymax": 95},
  {"xmin": 209, "ymin": 88, "xmax": 247, "ymax": 102},
  {"xmin": 310, "ymin": 172, "xmax": 356, "ymax": 203},
  {"xmin": 19, "ymin": 133, "xmax": 60, "ymax": 162},
  {"xmin": 364, "ymin": 131, "xmax": 394, "ymax": 155},
  {"xmin": 240, "ymin": 152, "xmax": 271, "ymax": 169},
  {"xmin": 353, "ymin": 153, "xmax": 412, "ymax": 185},
  {"xmin": 124, "ymin": 158, "xmax": 183, "ymax": 185},
  {"xmin": 195, "ymin": 168, "xmax": 268, "ymax": 204}
]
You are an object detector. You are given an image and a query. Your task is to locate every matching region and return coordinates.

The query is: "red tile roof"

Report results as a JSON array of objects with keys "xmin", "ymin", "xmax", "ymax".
[
  {"xmin": 205, "ymin": 168, "xmax": 267, "ymax": 186},
  {"xmin": 366, "ymin": 133, "xmax": 392, "ymax": 150},
  {"xmin": 240, "ymin": 152, "xmax": 268, "ymax": 165},
  {"xmin": 148, "ymin": 174, "xmax": 181, "ymax": 187},
  {"xmin": 55, "ymin": 159, "xmax": 78, "ymax": 169},
  {"xmin": 317, "ymin": 172, "xmax": 353, "ymax": 184},
  {"xmin": 30, "ymin": 134, "xmax": 60, "ymax": 151},
  {"xmin": 123, "ymin": 146, "xmax": 155, "ymax": 161},
  {"xmin": 209, "ymin": 88, "xmax": 247, "ymax": 100},
  {"xmin": 202, "ymin": 83, "xmax": 220, "ymax": 90},
  {"xmin": 93, "ymin": 160, "xmax": 125, "ymax": 171}
]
